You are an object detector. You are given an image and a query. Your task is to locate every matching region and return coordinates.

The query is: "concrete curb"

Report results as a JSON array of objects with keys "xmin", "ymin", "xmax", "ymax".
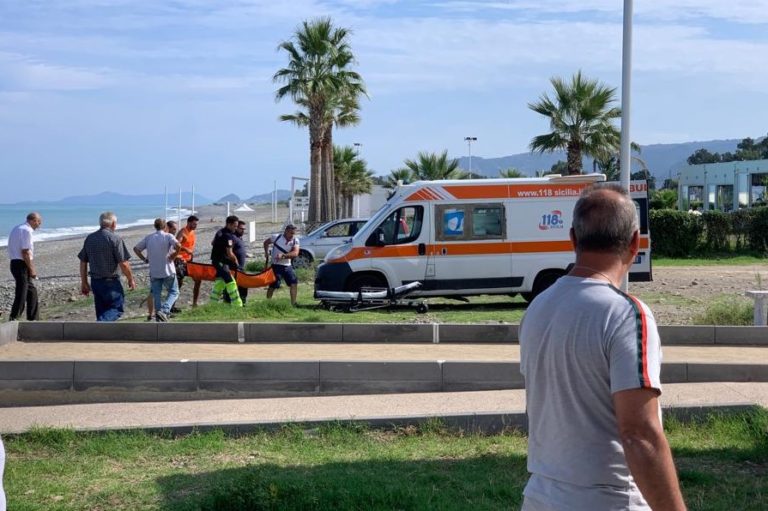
[
  {"xmin": 15, "ymin": 322, "xmax": 768, "ymax": 346},
  {"xmin": 2, "ymin": 360, "xmax": 768, "ymax": 406},
  {"xmin": 2, "ymin": 403, "xmax": 758, "ymax": 437},
  {"xmin": 0, "ymin": 321, "xmax": 18, "ymax": 346}
]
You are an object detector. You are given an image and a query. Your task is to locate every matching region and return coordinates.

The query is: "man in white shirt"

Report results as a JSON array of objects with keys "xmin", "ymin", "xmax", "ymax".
[
  {"xmin": 520, "ymin": 184, "xmax": 685, "ymax": 511},
  {"xmin": 7, "ymin": 212, "xmax": 42, "ymax": 321},
  {"xmin": 133, "ymin": 218, "xmax": 182, "ymax": 322},
  {"xmin": 263, "ymin": 223, "xmax": 300, "ymax": 306}
]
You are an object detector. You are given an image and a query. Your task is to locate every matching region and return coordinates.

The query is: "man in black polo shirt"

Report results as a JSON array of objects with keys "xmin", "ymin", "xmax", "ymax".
[
  {"xmin": 78, "ymin": 211, "xmax": 136, "ymax": 321},
  {"xmin": 209, "ymin": 215, "xmax": 243, "ymax": 306}
]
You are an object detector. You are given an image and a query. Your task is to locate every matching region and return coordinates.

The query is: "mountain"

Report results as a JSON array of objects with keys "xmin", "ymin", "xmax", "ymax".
[
  {"xmin": 456, "ymin": 139, "xmax": 741, "ymax": 180},
  {"xmin": 16, "ymin": 191, "xmax": 212, "ymax": 206},
  {"xmin": 216, "ymin": 194, "xmax": 241, "ymax": 203},
  {"xmin": 245, "ymin": 190, "xmax": 292, "ymax": 203}
]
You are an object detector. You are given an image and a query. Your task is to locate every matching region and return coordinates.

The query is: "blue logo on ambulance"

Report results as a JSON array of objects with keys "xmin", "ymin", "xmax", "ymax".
[{"xmin": 538, "ymin": 210, "xmax": 564, "ymax": 230}]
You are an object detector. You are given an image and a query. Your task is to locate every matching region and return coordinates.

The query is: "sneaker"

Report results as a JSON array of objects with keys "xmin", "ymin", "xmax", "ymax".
[
  {"xmin": 170, "ymin": 306, "xmax": 182, "ymax": 314},
  {"xmin": 146, "ymin": 314, "xmax": 153, "ymax": 322},
  {"xmin": 155, "ymin": 311, "xmax": 168, "ymax": 322}
]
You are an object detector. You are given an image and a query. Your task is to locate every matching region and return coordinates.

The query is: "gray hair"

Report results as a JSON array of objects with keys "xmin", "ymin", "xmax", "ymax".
[
  {"xmin": 99, "ymin": 211, "xmax": 117, "ymax": 229},
  {"xmin": 572, "ymin": 183, "xmax": 638, "ymax": 254}
]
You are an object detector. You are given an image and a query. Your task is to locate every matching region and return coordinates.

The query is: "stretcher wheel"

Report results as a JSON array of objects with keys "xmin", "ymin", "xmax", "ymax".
[{"xmin": 416, "ymin": 303, "xmax": 428, "ymax": 314}]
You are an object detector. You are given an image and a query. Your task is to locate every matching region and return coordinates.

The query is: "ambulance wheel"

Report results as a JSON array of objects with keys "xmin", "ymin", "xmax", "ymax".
[
  {"xmin": 528, "ymin": 270, "xmax": 564, "ymax": 302},
  {"xmin": 294, "ymin": 250, "xmax": 313, "ymax": 269},
  {"xmin": 345, "ymin": 274, "xmax": 387, "ymax": 293},
  {"xmin": 416, "ymin": 303, "xmax": 429, "ymax": 314}
]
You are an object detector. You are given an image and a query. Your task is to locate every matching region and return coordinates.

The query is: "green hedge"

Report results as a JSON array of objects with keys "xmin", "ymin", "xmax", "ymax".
[
  {"xmin": 702, "ymin": 211, "xmax": 731, "ymax": 251},
  {"xmin": 649, "ymin": 210, "xmax": 703, "ymax": 257},
  {"xmin": 748, "ymin": 207, "xmax": 768, "ymax": 253}
]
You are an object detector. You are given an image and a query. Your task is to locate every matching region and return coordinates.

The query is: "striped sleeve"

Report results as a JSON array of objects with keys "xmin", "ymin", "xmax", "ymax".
[{"xmin": 608, "ymin": 293, "xmax": 663, "ymax": 395}]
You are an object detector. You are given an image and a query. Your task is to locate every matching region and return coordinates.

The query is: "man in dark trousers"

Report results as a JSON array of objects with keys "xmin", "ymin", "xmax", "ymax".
[
  {"xmin": 7, "ymin": 212, "xmax": 42, "ymax": 321},
  {"xmin": 209, "ymin": 215, "xmax": 242, "ymax": 307},
  {"xmin": 264, "ymin": 223, "xmax": 300, "ymax": 306}
]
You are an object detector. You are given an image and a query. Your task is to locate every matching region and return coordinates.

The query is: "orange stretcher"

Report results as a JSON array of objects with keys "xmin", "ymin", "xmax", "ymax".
[{"xmin": 186, "ymin": 261, "xmax": 276, "ymax": 288}]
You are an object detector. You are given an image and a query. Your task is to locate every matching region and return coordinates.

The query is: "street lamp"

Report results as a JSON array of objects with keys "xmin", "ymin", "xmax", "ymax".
[
  {"xmin": 464, "ymin": 136, "xmax": 477, "ymax": 174},
  {"xmin": 353, "ymin": 142, "xmax": 362, "ymax": 154}
]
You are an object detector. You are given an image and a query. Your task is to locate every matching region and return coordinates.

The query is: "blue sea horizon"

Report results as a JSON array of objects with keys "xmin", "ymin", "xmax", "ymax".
[{"xmin": 0, "ymin": 204, "xmax": 194, "ymax": 247}]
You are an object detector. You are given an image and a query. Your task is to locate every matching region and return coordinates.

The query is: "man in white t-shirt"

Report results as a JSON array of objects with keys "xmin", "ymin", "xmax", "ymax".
[
  {"xmin": 133, "ymin": 218, "xmax": 181, "ymax": 322},
  {"xmin": 519, "ymin": 184, "xmax": 686, "ymax": 511},
  {"xmin": 263, "ymin": 223, "xmax": 300, "ymax": 306},
  {"xmin": 7, "ymin": 212, "xmax": 42, "ymax": 321}
]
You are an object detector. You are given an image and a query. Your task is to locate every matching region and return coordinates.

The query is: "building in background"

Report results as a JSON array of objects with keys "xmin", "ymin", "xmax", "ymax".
[{"xmin": 678, "ymin": 159, "xmax": 768, "ymax": 211}]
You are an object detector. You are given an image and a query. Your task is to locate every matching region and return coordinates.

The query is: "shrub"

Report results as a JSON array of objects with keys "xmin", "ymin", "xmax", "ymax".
[
  {"xmin": 701, "ymin": 210, "xmax": 731, "ymax": 251},
  {"xmin": 748, "ymin": 207, "xmax": 768, "ymax": 254},
  {"xmin": 244, "ymin": 259, "xmax": 267, "ymax": 273},
  {"xmin": 730, "ymin": 209, "xmax": 755, "ymax": 251},
  {"xmin": 649, "ymin": 209, "xmax": 703, "ymax": 257},
  {"xmin": 650, "ymin": 189, "xmax": 678, "ymax": 210},
  {"xmin": 694, "ymin": 295, "xmax": 753, "ymax": 325}
]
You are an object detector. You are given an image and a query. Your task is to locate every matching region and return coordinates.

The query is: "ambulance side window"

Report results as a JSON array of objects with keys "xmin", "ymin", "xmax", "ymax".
[
  {"xmin": 471, "ymin": 204, "xmax": 505, "ymax": 239},
  {"xmin": 371, "ymin": 206, "xmax": 423, "ymax": 246},
  {"xmin": 436, "ymin": 203, "xmax": 505, "ymax": 241}
]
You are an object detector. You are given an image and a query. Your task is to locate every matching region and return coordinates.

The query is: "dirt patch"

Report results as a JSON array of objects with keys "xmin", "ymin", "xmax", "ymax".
[{"xmin": 631, "ymin": 265, "xmax": 766, "ymax": 325}]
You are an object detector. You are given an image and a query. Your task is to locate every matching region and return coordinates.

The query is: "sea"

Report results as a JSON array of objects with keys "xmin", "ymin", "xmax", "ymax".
[{"xmin": 0, "ymin": 204, "xmax": 193, "ymax": 247}]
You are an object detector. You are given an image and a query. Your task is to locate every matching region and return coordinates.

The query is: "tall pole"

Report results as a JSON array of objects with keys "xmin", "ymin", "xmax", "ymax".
[
  {"xmin": 163, "ymin": 185, "xmax": 168, "ymax": 221},
  {"xmin": 273, "ymin": 180, "xmax": 277, "ymax": 223},
  {"xmin": 464, "ymin": 136, "xmax": 477, "ymax": 175},
  {"xmin": 619, "ymin": 0, "xmax": 633, "ymax": 292}
]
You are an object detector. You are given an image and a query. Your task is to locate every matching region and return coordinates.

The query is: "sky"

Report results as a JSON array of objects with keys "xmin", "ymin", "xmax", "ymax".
[{"xmin": 1, "ymin": 0, "xmax": 767, "ymax": 203}]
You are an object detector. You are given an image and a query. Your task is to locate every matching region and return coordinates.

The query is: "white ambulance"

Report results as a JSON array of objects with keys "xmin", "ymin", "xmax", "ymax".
[{"xmin": 315, "ymin": 174, "xmax": 651, "ymax": 301}]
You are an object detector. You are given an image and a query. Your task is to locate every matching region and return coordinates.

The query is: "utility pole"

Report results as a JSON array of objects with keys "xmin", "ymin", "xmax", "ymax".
[
  {"xmin": 619, "ymin": 0, "xmax": 633, "ymax": 292},
  {"xmin": 464, "ymin": 136, "xmax": 477, "ymax": 175}
]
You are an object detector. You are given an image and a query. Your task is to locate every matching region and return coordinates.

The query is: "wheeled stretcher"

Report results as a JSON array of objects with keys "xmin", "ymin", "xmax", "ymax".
[{"xmin": 315, "ymin": 281, "xmax": 428, "ymax": 313}]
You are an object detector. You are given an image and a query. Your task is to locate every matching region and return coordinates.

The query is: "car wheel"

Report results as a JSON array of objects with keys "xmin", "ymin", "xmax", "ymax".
[
  {"xmin": 345, "ymin": 273, "xmax": 388, "ymax": 293},
  {"xmin": 294, "ymin": 250, "xmax": 313, "ymax": 269}
]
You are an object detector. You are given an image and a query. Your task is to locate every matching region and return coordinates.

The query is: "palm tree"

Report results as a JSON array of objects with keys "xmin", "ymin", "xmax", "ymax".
[
  {"xmin": 334, "ymin": 145, "xmax": 374, "ymax": 217},
  {"xmin": 499, "ymin": 168, "xmax": 526, "ymax": 178},
  {"xmin": 400, "ymin": 150, "xmax": 466, "ymax": 181},
  {"xmin": 321, "ymin": 93, "xmax": 362, "ymax": 221},
  {"xmin": 593, "ymin": 142, "xmax": 647, "ymax": 181},
  {"xmin": 274, "ymin": 17, "xmax": 365, "ymax": 222},
  {"xmin": 528, "ymin": 71, "xmax": 621, "ymax": 175},
  {"xmin": 385, "ymin": 169, "xmax": 411, "ymax": 189}
]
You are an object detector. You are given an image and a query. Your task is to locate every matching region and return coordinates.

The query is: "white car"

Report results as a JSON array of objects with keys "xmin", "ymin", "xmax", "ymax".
[{"xmin": 294, "ymin": 218, "xmax": 369, "ymax": 268}]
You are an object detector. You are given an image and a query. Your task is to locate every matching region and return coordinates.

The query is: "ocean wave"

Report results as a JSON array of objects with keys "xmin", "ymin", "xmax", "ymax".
[{"xmin": 0, "ymin": 217, "xmax": 158, "ymax": 247}]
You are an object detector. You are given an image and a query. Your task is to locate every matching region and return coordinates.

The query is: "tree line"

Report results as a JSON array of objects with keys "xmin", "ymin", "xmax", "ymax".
[
  {"xmin": 686, "ymin": 136, "xmax": 768, "ymax": 165},
  {"xmin": 275, "ymin": 17, "xmax": 676, "ymax": 223}
]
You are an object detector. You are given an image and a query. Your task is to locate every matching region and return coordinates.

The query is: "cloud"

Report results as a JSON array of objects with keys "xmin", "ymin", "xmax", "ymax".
[
  {"xmin": 432, "ymin": 0, "xmax": 768, "ymax": 24},
  {"xmin": 0, "ymin": 51, "xmax": 114, "ymax": 91}
]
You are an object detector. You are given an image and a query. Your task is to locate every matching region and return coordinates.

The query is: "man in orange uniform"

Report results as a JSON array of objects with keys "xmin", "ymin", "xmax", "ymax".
[{"xmin": 174, "ymin": 215, "xmax": 200, "ymax": 308}]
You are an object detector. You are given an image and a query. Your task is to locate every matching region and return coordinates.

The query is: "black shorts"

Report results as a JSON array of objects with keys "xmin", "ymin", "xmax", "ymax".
[
  {"xmin": 270, "ymin": 264, "xmax": 298, "ymax": 289},
  {"xmin": 174, "ymin": 259, "xmax": 188, "ymax": 278}
]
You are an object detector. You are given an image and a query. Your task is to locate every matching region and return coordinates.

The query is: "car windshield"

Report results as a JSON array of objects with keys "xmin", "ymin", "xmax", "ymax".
[
  {"xmin": 351, "ymin": 204, "xmax": 390, "ymax": 243},
  {"xmin": 304, "ymin": 221, "xmax": 335, "ymax": 238}
]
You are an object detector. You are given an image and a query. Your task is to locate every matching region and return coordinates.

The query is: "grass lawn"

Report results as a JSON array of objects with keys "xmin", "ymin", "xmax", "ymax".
[
  {"xmin": 176, "ymin": 291, "xmax": 528, "ymax": 324},
  {"xmin": 654, "ymin": 255, "xmax": 766, "ymax": 266},
  {"xmin": 4, "ymin": 409, "xmax": 767, "ymax": 510}
]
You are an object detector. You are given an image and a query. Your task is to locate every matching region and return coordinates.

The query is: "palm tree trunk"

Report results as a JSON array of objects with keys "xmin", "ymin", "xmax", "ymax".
[
  {"xmin": 346, "ymin": 195, "xmax": 354, "ymax": 217},
  {"xmin": 308, "ymin": 120, "xmax": 323, "ymax": 223},
  {"xmin": 321, "ymin": 128, "xmax": 336, "ymax": 222},
  {"xmin": 567, "ymin": 141, "xmax": 583, "ymax": 175}
]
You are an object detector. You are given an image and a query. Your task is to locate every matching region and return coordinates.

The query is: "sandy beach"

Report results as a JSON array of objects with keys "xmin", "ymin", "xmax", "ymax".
[{"xmin": 0, "ymin": 204, "xmax": 291, "ymax": 321}]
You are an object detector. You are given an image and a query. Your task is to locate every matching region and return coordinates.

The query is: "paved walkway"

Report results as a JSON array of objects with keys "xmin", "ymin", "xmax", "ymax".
[
  {"xmin": 1, "ymin": 383, "xmax": 766, "ymax": 434},
  {"xmin": 1, "ymin": 342, "xmax": 767, "ymax": 362}
]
